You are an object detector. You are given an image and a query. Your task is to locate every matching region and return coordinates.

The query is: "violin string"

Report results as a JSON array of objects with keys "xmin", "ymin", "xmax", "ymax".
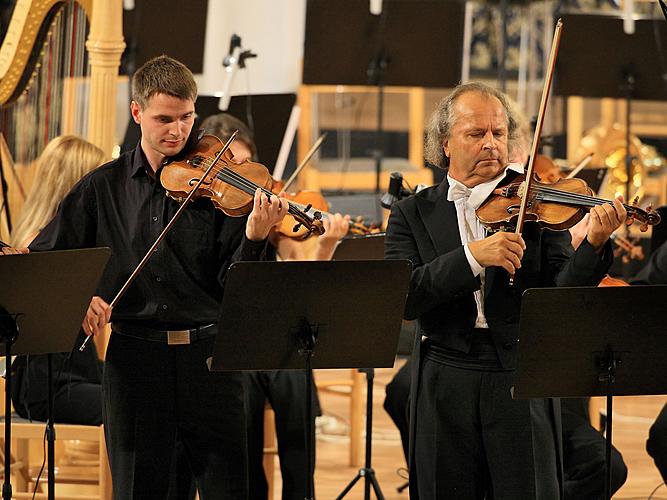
[
  {"xmin": 187, "ymin": 155, "xmax": 306, "ymax": 222},
  {"xmin": 535, "ymin": 186, "xmax": 642, "ymax": 214},
  {"xmin": 504, "ymin": 182, "xmax": 642, "ymax": 215},
  {"xmin": 200, "ymin": 161, "xmax": 314, "ymax": 226},
  {"xmin": 195, "ymin": 156, "xmax": 328, "ymax": 227},
  {"xmin": 216, "ymin": 168, "xmax": 307, "ymax": 220}
]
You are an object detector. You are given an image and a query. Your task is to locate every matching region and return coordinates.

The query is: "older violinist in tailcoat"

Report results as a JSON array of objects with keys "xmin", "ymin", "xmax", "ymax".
[{"xmin": 384, "ymin": 82, "xmax": 626, "ymax": 500}]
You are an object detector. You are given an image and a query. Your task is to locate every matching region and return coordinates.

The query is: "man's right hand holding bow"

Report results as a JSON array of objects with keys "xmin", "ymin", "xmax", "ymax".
[{"xmin": 468, "ymin": 232, "xmax": 526, "ymax": 275}]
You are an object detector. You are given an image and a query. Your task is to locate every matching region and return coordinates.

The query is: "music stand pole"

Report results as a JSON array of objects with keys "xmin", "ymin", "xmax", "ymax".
[
  {"xmin": 47, "ymin": 354, "xmax": 56, "ymax": 499},
  {"xmin": 336, "ymin": 367, "xmax": 384, "ymax": 500},
  {"xmin": 298, "ymin": 320, "xmax": 316, "ymax": 500},
  {"xmin": 600, "ymin": 347, "xmax": 618, "ymax": 500},
  {"xmin": 1, "ymin": 313, "xmax": 17, "ymax": 500}
]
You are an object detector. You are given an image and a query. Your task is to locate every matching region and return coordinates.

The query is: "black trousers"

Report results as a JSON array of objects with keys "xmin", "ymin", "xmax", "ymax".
[
  {"xmin": 647, "ymin": 403, "xmax": 667, "ymax": 483},
  {"xmin": 383, "ymin": 359, "xmax": 410, "ymax": 462},
  {"xmin": 244, "ymin": 370, "xmax": 317, "ymax": 500},
  {"xmin": 385, "ymin": 364, "xmax": 628, "ymax": 500},
  {"xmin": 103, "ymin": 331, "xmax": 248, "ymax": 500},
  {"xmin": 413, "ymin": 356, "xmax": 560, "ymax": 500}
]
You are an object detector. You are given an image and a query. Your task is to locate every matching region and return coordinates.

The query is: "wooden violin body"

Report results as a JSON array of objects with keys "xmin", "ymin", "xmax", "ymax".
[
  {"xmin": 161, "ymin": 135, "xmax": 272, "ymax": 217},
  {"xmin": 477, "ymin": 176, "xmax": 593, "ymax": 231},
  {"xmin": 161, "ymin": 134, "xmax": 324, "ymax": 236},
  {"xmin": 476, "ymin": 174, "xmax": 661, "ymax": 232}
]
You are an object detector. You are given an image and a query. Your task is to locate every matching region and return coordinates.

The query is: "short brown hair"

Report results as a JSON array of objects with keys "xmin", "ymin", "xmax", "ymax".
[
  {"xmin": 131, "ymin": 55, "xmax": 197, "ymax": 108},
  {"xmin": 425, "ymin": 82, "xmax": 518, "ymax": 169}
]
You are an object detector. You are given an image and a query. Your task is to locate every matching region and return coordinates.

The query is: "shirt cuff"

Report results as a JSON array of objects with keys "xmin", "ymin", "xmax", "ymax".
[
  {"xmin": 464, "ymin": 243, "xmax": 483, "ymax": 277},
  {"xmin": 239, "ymin": 235, "xmax": 268, "ymax": 261}
]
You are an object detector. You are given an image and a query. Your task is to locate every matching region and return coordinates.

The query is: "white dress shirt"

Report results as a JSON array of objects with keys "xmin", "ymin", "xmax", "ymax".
[{"xmin": 446, "ymin": 163, "xmax": 523, "ymax": 328}]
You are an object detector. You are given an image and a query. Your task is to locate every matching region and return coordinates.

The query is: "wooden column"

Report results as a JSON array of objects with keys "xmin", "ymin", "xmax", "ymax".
[{"xmin": 86, "ymin": 0, "xmax": 125, "ymax": 158}]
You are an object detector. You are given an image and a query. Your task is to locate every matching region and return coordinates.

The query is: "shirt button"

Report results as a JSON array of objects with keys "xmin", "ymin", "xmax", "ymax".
[
  {"xmin": 162, "ymin": 304, "xmax": 168, "ymax": 310},
  {"xmin": 152, "ymin": 216, "xmax": 159, "ymax": 222},
  {"xmin": 155, "ymin": 276, "xmax": 162, "ymax": 282}
]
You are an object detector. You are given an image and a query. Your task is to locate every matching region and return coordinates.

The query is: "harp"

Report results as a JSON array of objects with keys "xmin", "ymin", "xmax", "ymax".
[{"xmin": 0, "ymin": 0, "xmax": 124, "ymax": 239}]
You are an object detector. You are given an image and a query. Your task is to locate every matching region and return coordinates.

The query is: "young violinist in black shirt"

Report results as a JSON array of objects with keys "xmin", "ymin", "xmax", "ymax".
[{"xmin": 7, "ymin": 55, "xmax": 289, "ymax": 498}]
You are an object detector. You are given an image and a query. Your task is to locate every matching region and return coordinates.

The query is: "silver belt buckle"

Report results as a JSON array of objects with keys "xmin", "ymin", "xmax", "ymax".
[{"xmin": 167, "ymin": 330, "xmax": 190, "ymax": 345}]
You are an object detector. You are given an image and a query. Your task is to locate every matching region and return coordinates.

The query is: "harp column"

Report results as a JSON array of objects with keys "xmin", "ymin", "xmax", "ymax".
[{"xmin": 85, "ymin": 0, "xmax": 125, "ymax": 158}]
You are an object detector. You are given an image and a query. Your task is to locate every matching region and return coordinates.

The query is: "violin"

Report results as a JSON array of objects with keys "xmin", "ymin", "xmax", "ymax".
[
  {"xmin": 475, "ymin": 175, "xmax": 661, "ymax": 232},
  {"xmin": 161, "ymin": 134, "xmax": 325, "ymax": 236}
]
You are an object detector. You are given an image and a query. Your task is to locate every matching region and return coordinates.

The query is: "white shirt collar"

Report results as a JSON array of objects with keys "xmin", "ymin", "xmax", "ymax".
[{"xmin": 447, "ymin": 163, "xmax": 523, "ymax": 209}]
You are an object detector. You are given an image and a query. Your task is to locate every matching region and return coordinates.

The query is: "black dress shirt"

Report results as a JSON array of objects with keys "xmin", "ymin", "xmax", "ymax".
[{"xmin": 30, "ymin": 144, "xmax": 267, "ymax": 329}]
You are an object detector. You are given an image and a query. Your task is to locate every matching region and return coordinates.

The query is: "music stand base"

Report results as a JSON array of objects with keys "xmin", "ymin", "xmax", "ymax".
[{"xmin": 336, "ymin": 368, "xmax": 385, "ymax": 500}]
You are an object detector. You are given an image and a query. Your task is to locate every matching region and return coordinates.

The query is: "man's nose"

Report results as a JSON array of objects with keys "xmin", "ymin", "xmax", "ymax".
[
  {"xmin": 482, "ymin": 131, "xmax": 496, "ymax": 149},
  {"xmin": 169, "ymin": 120, "xmax": 186, "ymax": 137}
]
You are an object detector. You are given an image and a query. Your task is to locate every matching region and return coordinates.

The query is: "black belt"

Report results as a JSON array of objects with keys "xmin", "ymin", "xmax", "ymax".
[{"xmin": 113, "ymin": 322, "xmax": 217, "ymax": 345}]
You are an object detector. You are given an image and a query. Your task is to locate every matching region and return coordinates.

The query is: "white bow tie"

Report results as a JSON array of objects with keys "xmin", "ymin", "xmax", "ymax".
[{"xmin": 447, "ymin": 182, "xmax": 473, "ymax": 202}]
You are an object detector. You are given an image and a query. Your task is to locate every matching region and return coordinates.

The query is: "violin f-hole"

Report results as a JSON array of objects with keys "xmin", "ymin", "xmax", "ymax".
[{"xmin": 188, "ymin": 177, "xmax": 213, "ymax": 187}]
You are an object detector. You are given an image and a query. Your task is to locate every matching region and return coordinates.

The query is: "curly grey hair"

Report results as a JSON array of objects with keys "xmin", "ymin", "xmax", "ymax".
[{"xmin": 424, "ymin": 82, "xmax": 519, "ymax": 169}]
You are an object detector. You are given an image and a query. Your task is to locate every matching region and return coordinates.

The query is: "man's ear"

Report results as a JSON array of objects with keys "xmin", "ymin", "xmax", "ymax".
[
  {"xmin": 130, "ymin": 101, "xmax": 142, "ymax": 125},
  {"xmin": 443, "ymin": 140, "xmax": 450, "ymax": 161}
]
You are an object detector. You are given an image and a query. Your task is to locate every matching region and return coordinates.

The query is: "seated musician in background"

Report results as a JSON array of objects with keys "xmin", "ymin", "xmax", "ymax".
[
  {"xmin": 385, "ymin": 82, "xmax": 625, "ymax": 499},
  {"xmin": 197, "ymin": 112, "xmax": 349, "ymax": 500},
  {"xmin": 630, "ymin": 241, "xmax": 667, "ymax": 485},
  {"xmin": 6, "ymin": 55, "xmax": 289, "ymax": 498},
  {"xmin": 9, "ymin": 135, "xmax": 106, "ymax": 425}
]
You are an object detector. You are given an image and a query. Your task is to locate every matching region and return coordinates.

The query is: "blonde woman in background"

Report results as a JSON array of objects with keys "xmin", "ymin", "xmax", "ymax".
[
  {"xmin": 10, "ymin": 135, "xmax": 107, "ymax": 425},
  {"xmin": 11, "ymin": 135, "xmax": 105, "ymax": 247}
]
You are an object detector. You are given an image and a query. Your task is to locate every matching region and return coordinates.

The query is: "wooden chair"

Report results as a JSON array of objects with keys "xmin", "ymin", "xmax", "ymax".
[
  {"xmin": 0, "ymin": 419, "xmax": 112, "ymax": 499},
  {"xmin": 263, "ymin": 404, "xmax": 278, "ymax": 499},
  {"xmin": 316, "ymin": 369, "xmax": 365, "ymax": 467},
  {"xmin": 0, "ymin": 366, "xmax": 111, "ymax": 500}
]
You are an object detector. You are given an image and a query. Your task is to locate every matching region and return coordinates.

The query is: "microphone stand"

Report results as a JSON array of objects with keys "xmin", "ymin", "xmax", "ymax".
[
  {"xmin": 368, "ymin": 48, "xmax": 389, "ymax": 223},
  {"xmin": 218, "ymin": 34, "xmax": 257, "ymax": 111}
]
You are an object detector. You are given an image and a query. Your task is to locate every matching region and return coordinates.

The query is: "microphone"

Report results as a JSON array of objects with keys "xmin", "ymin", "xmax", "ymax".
[
  {"xmin": 381, "ymin": 172, "xmax": 409, "ymax": 209},
  {"xmin": 219, "ymin": 35, "xmax": 243, "ymax": 111},
  {"xmin": 370, "ymin": 0, "xmax": 383, "ymax": 15}
]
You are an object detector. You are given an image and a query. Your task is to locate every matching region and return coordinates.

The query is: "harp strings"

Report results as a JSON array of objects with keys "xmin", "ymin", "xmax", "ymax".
[{"xmin": 0, "ymin": 0, "xmax": 90, "ymax": 166}]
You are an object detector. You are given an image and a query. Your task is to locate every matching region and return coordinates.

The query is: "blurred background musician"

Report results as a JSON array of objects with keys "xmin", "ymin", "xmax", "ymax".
[{"xmin": 9, "ymin": 135, "xmax": 106, "ymax": 425}]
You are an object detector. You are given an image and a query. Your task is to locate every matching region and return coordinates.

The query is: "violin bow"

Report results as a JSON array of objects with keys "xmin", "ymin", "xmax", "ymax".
[
  {"xmin": 508, "ymin": 19, "xmax": 563, "ymax": 284},
  {"xmin": 281, "ymin": 133, "xmax": 327, "ymax": 192},
  {"xmin": 79, "ymin": 131, "xmax": 239, "ymax": 352},
  {"xmin": 514, "ymin": 19, "xmax": 563, "ymax": 237}
]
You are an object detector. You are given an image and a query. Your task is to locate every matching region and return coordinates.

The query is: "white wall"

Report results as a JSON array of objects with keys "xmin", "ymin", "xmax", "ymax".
[{"xmin": 197, "ymin": 0, "xmax": 307, "ymax": 97}]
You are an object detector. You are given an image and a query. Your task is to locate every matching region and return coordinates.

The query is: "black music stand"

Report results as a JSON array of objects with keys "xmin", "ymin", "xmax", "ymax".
[
  {"xmin": 210, "ymin": 260, "xmax": 411, "ymax": 500},
  {"xmin": 514, "ymin": 285, "xmax": 667, "ymax": 500},
  {"xmin": 0, "ymin": 248, "xmax": 110, "ymax": 500},
  {"xmin": 555, "ymin": 13, "xmax": 667, "ymax": 206}
]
